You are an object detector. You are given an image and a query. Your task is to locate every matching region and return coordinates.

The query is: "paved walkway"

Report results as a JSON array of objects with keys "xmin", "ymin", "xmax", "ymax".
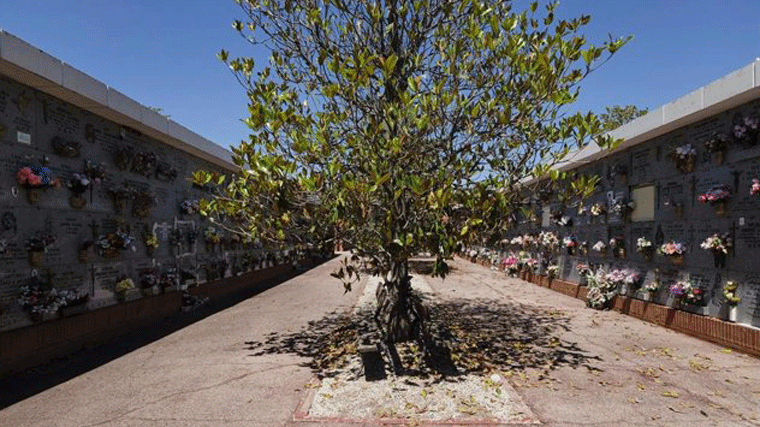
[{"xmin": 1, "ymin": 256, "xmax": 759, "ymax": 426}]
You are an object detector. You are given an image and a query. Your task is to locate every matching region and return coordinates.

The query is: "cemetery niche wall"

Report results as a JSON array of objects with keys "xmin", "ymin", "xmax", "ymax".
[
  {"xmin": 0, "ymin": 73, "xmax": 285, "ymax": 331},
  {"xmin": 496, "ymin": 96, "xmax": 760, "ymax": 329}
]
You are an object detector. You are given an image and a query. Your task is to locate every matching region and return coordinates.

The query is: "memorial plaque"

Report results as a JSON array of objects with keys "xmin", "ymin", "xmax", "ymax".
[
  {"xmin": 738, "ymin": 272, "xmax": 760, "ymax": 327},
  {"xmin": 93, "ymin": 262, "xmax": 126, "ymax": 292},
  {"xmin": 630, "ymin": 147, "xmax": 653, "ymax": 183}
]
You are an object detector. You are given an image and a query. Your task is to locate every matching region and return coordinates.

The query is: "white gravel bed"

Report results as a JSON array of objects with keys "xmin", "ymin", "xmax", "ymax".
[{"xmin": 305, "ymin": 275, "xmax": 537, "ymax": 423}]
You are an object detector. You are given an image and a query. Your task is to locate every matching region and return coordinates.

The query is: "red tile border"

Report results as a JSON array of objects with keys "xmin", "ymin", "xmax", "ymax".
[{"xmin": 523, "ymin": 274, "xmax": 760, "ymax": 357}]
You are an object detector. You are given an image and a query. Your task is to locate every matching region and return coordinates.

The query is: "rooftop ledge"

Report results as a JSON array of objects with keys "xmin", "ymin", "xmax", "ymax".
[
  {"xmin": 0, "ymin": 29, "xmax": 236, "ymax": 171},
  {"xmin": 552, "ymin": 58, "xmax": 760, "ymax": 173}
]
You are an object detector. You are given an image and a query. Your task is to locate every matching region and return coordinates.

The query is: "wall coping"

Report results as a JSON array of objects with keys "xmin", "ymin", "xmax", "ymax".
[
  {"xmin": 0, "ymin": 29, "xmax": 236, "ymax": 171},
  {"xmin": 524, "ymin": 58, "xmax": 760, "ymax": 184}
]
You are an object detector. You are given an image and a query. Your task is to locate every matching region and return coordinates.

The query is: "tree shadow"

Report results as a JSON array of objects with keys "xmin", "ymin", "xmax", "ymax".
[{"xmin": 245, "ymin": 296, "xmax": 602, "ymax": 380}]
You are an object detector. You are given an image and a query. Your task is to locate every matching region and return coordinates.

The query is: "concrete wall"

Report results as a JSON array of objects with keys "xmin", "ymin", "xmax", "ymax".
[{"xmin": 505, "ymin": 77, "xmax": 760, "ymax": 329}]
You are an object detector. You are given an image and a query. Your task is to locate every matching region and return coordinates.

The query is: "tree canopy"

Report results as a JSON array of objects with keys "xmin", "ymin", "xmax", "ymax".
[
  {"xmin": 600, "ymin": 104, "xmax": 648, "ymax": 131},
  {"xmin": 195, "ymin": 0, "xmax": 630, "ymax": 302}
]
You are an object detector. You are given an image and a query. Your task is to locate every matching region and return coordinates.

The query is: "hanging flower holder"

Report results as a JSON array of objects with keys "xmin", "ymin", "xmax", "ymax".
[
  {"xmin": 668, "ymin": 143, "xmax": 697, "ymax": 173},
  {"xmin": 714, "ymin": 201, "xmax": 727, "ymax": 216},
  {"xmin": 713, "ymin": 150, "xmax": 725, "ymax": 166},
  {"xmin": 78, "ymin": 249, "xmax": 89, "ymax": 263},
  {"xmin": 69, "ymin": 194, "xmax": 86, "ymax": 209},
  {"xmin": 27, "ymin": 188, "xmax": 43, "ymax": 205},
  {"xmin": 28, "ymin": 250, "xmax": 44, "ymax": 267},
  {"xmin": 732, "ymin": 116, "xmax": 759, "ymax": 147},
  {"xmin": 51, "ymin": 137, "xmax": 81, "ymax": 158}
]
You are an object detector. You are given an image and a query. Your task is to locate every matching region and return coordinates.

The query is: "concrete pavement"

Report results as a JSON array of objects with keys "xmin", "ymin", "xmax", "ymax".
[
  {"xmin": 0, "ymin": 256, "xmax": 366, "ymax": 427},
  {"xmin": 1, "ymin": 256, "xmax": 759, "ymax": 426}
]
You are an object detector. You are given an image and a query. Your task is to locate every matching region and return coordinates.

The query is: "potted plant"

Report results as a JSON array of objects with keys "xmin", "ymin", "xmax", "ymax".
[
  {"xmin": 658, "ymin": 241, "xmax": 686, "ymax": 265},
  {"xmin": 704, "ymin": 132, "xmax": 729, "ymax": 165},
  {"xmin": 642, "ymin": 280, "xmax": 659, "ymax": 302},
  {"xmin": 668, "ymin": 279, "xmax": 704, "ymax": 308},
  {"xmin": 605, "ymin": 269, "xmax": 627, "ymax": 295},
  {"xmin": 697, "ymin": 185, "xmax": 731, "ymax": 216},
  {"xmin": 576, "ymin": 263, "xmax": 590, "ymax": 286},
  {"xmin": 668, "ymin": 143, "xmax": 697, "ymax": 173},
  {"xmin": 114, "ymin": 276, "xmax": 135, "ymax": 302},
  {"xmin": 623, "ymin": 269, "xmax": 642, "ymax": 295},
  {"xmin": 609, "ymin": 236, "xmax": 626, "ymax": 258},
  {"xmin": 546, "ymin": 263, "xmax": 558, "ymax": 277},
  {"xmin": 592, "ymin": 240, "xmax": 607, "ymax": 256},
  {"xmin": 502, "ymin": 254, "xmax": 519, "ymax": 277},
  {"xmin": 585, "ymin": 270, "xmax": 616, "ymax": 310},
  {"xmin": 26, "ymin": 232, "xmax": 55, "ymax": 267},
  {"xmin": 721, "ymin": 281, "xmax": 740, "ymax": 322},
  {"xmin": 16, "ymin": 166, "xmax": 61, "ymax": 204},
  {"xmin": 636, "ymin": 237, "xmax": 654, "ymax": 261}
]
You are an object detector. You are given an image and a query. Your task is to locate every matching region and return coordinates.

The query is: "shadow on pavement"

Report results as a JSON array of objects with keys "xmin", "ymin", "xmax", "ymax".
[
  {"xmin": 0, "ymin": 265, "xmax": 321, "ymax": 410},
  {"xmin": 245, "ymin": 295, "xmax": 602, "ymax": 380}
]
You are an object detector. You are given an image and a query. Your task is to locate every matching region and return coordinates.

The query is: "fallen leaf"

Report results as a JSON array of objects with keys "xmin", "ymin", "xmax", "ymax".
[{"xmin": 663, "ymin": 390, "xmax": 679, "ymax": 398}]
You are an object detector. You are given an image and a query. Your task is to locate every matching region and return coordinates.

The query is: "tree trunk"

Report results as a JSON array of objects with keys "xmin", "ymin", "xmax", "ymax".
[{"xmin": 374, "ymin": 259, "xmax": 431, "ymax": 374}]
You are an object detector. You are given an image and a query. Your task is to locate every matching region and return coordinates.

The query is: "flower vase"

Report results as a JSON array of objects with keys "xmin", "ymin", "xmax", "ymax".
[
  {"xmin": 713, "ymin": 150, "xmax": 725, "ymax": 165},
  {"xmin": 27, "ymin": 188, "xmax": 42, "ymax": 205},
  {"xmin": 642, "ymin": 291, "xmax": 652, "ymax": 302},
  {"xmin": 714, "ymin": 201, "xmax": 727, "ymax": 216},
  {"xmin": 674, "ymin": 205, "xmax": 684, "ymax": 218},
  {"xmin": 714, "ymin": 251, "xmax": 727, "ymax": 268},
  {"xmin": 729, "ymin": 305, "xmax": 738, "ymax": 322},
  {"xmin": 28, "ymin": 251, "xmax": 44, "ymax": 267},
  {"xmin": 669, "ymin": 254, "xmax": 684, "ymax": 265},
  {"xmin": 679, "ymin": 159, "xmax": 694, "ymax": 173},
  {"xmin": 147, "ymin": 247, "xmax": 154, "ymax": 258},
  {"xmin": 69, "ymin": 194, "xmax": 86, "ymax": 209},
  {"xmin": 567, "ymin": 247, "xmax": 575, "ymax": 256},
  {"xmin": 115, "ymin": 291, "xmax": 127, "ymax": 303},
  {"xmin": 615, "ymin": 248, "xmax": 626, "ymax": 259},
  {"xmin": 620, "ymin": 284, "xmax": 629, "ymax": 296},
  {"xmin": 666, "ymin": 296, "xmax": 681, "ymax": 309}
]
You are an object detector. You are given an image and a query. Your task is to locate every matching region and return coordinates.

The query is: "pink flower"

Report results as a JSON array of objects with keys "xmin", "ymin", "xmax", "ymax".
[{"xmin": 28, "ymin": 174, "xmax": 42, "ymax": 187}]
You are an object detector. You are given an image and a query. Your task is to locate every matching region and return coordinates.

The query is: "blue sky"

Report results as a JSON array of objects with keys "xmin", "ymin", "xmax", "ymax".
[{"xmin": 1, "ymin": 1, "xmax": 759, "ymax": 151}]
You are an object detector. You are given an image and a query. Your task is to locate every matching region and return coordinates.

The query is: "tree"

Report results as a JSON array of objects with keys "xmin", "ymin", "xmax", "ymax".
[
  {"xmin": 196, "ymin": 0, "xmax": 628, "ymax": 372},
  {"xmin": 600, "ymin": 105, "xmax": 648, "ymax": 131}
]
